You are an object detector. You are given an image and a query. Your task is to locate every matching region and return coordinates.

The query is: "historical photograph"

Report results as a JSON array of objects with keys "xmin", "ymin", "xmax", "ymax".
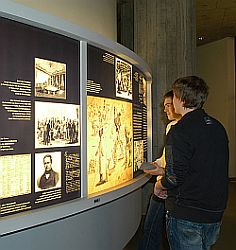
[
  {"xmin": 0, "ymin": 154, "xmax": 31, "ymax": 199},
  {"xmin": 35, "ymin": 58, "xmax": 66, "ymax": 99},
  {"xmin": 115, "ymin": 57, "xmax": 132, "ymax": 100},
  {"xmin": 134, "ymin": 140, "xmax": 144, "ymax": 172},
  {"xmin": 87, "ymin": 96, "xmax": 133, "ymax": 195},
  {"xmin": 35, "ymin": 151, "xmax": 61, "ymax": 192},
  {"xmin": 35, "ymin": 101, "xmax": 80, "ymax": 148}
]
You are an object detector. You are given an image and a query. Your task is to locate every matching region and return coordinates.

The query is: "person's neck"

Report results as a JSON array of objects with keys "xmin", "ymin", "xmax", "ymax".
[
  {"xmin": 45, "ymin": 169, "xmax": 52, "ymax": 174},
  {"xmin": 181, "ymin": 107, "xmax": 196, "ymax": 117},
  {"xmin": 175, "ymin": 114, "xmax": 182, "ymax": 121}
]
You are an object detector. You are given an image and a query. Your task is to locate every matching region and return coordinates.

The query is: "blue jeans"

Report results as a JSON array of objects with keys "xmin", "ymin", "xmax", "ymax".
[
  {"xmin": 166, "ymin": 213, "xmax": 221, "ymax": 250},
  {"xmin": 139, "ymin": 195, "xmax": 165, "ymax": 250}
]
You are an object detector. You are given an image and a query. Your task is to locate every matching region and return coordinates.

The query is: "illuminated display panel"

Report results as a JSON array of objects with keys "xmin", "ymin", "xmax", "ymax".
[
  {"xmin": 0, "ymin": 17, "xmax": 81, "ymax": 217},
  {"xmin": 87, "ymin": 45, "xmax": 147, "ymax": 194},
  {"xmin": 87, "ymin": 96, "xmax": 133, "ymax": 194},
  {"xmin": 0, "ymin": 15, "xmax": 149, "ymax": 217}
]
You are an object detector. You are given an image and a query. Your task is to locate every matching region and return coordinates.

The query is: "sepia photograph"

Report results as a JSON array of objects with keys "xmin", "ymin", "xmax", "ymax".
[
  {"xmin": 35, "ymin": 101, "xmax": 80, "ymax": 148},
  {"xmin": 115, "ymin": 57, "xmax": 132, "ymax": 100},
  {"xmin": 87, "ymin": 96, "xmax": 133, "ymax": 195},
  {"xmin": 134, "ymin": 140, "xmax": 144, "ymax": 172},
  {"xmin": 35, "ymin": 151, "xmax": 61, "ymax": 192},
  {"xmin": 0, "ymin": 154, "xmax": 31, "ymax": 199},
  {"xmin": 35, "ymin": 58, "xmax": 66, "ymax": 99}
]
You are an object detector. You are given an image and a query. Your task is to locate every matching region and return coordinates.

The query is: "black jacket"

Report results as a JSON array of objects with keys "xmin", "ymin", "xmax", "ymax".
[
  {"xmin": 38, "ymin": 169, "xmax": 59, "ymax": 190},
  {"xmin": 161, "ymin": 109, "xmax": 229, "ymax": 223}
]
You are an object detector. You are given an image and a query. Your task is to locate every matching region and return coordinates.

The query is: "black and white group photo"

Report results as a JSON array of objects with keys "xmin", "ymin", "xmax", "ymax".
[{"xmin": 35, "ymin": 101, "xmax": 80, "ymax": 148}]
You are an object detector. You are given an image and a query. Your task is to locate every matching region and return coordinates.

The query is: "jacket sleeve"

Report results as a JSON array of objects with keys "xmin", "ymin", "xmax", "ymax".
[{"xmin": 161, "ymin": 127, "xmax": 193, "ymax": 189}]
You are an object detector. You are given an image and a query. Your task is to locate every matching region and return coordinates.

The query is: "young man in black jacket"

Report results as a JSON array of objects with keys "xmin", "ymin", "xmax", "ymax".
[{"xmin": 154, "ymin": 76, "xmax": 229, "ymax": 250}]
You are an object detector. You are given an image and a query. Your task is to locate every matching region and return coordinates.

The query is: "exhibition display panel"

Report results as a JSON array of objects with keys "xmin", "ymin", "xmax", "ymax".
[
  {"xmin": 0, "ymin": 1, "xmax": 152, "ymax": 246},
  {"xmin": 87, "ymin": 45, "xmax": 148, "ymax": 195},
  {"xmin": 0, "ymin": 16, "xmax": 81, "ymax": 217}
]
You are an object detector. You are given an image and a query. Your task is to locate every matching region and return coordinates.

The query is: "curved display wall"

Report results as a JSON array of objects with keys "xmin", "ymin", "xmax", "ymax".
[{"xmin": 0, "ymin": 0, "xmax": 152, "ymax": 239}]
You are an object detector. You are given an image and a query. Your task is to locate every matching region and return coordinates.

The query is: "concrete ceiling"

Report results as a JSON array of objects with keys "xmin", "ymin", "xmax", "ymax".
[{"xmin": 196, "ymin": 0, "xmax": 236, "ymax": 46}]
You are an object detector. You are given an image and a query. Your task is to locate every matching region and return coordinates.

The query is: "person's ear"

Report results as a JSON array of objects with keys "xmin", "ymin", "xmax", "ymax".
[{"xmin": 181, "ymin": 100, "xmax": 185, "ymax": 108}]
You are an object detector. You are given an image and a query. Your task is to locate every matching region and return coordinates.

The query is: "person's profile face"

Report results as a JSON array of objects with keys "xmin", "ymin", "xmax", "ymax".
[
  {"xmin": 164, "ymin": 96, "xmax": 175, "ymax": 121},
  {"xmin": 43, "ymin": 156, "xmax": 52, "ymax": 172}
]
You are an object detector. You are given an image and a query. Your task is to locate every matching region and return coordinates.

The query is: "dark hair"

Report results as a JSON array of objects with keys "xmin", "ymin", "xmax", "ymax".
[
  {"xmin": 164, "ymin": 90, "xmax": 173, "ymax": 99},
  {"xmin": 43, "ymin": 154, "xmax": 52, "ymax": 163},
  {"xmin": 172, "ymin": 76, "xmax": 209, "ymax": 109}
]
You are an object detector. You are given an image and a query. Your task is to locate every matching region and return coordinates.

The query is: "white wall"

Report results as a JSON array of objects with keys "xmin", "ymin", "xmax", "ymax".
[
  {"xmin": 197, "ymin": 37, "xmax": 236, "ymax": 178},
  {"xmin": 12, "ymin": 0, "xmax": 117, "ymax": 41}
]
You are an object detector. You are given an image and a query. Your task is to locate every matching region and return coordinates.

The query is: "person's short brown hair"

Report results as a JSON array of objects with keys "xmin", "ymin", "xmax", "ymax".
[{"xmin": 172, "ymin": 76, "xmax": 209, "ymax": 109}]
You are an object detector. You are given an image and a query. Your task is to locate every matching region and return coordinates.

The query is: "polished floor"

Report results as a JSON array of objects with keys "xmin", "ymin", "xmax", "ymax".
[{"xmin": 124, "ymin": 180, "xmax": 236, "ymax": 250}]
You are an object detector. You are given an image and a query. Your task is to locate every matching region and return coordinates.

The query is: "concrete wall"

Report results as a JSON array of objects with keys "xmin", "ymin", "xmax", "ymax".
[
  {"xmin": 197, "ymin": 37, "xmax": 236, "ymax": 178},
  {"xmin": 12, "ymin": 0, "xmax": 117, "ymax": 41},
  {"xmin": 134, "ymin": 0, "xmax": 196, "ymax": 159}
]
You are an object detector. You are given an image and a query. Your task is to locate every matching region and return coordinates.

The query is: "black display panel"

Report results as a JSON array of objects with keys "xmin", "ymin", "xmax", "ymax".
[
  {"xmin": 132, "ymin": 66, "xmax": 148, "ymax": 177},
  {"xmin": 0, "ymin": 17, "xmax": 81, "ymax": 217},
  {"xmin": 87, "ymin": 45, "xmax": 147, "ymax": 194}
]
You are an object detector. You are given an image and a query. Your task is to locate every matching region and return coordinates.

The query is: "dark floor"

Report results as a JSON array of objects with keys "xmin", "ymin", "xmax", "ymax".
[{"xmin": 124, "ymin": 180, "xmax": 236, "ymax": 250}]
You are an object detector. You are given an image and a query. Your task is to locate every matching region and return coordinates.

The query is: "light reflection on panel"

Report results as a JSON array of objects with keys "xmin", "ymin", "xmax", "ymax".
[{"xmin": 87, "ymin": 96, "xmax": 133, "ymax": 195}]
